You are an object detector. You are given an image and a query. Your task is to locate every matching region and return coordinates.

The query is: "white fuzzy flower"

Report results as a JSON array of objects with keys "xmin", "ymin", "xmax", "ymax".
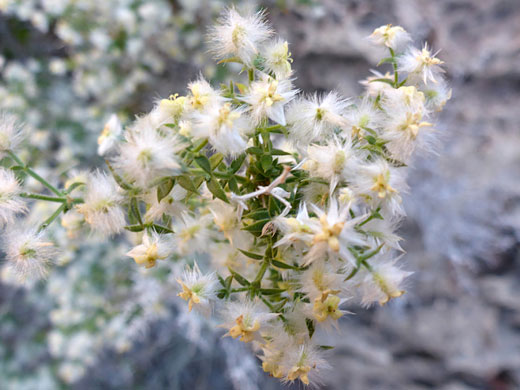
[
  {"xmin": 299, "ymin": 261, "xmax": 343, "ymax": 302},
  {"xmin": 3, "ymin": 226, "xmax": 56, "ymax": 281},
  {"xmin": 185, "ymin": 77, "xmax": 223, "ymax": 113},
  {"xmin": 380, "ymin": 86, "xmax": 434, "ymax": 162},
  {"xmin": 281, "ymin": 341, "xmax": 329, "ymax": 386},
  {"xmin": 303, "ymin": 199, "xmax": 366, "ymax": 266},
  {"xmin": 208, "ymin": 7, "xmax": 273, "ymax": 67},
  {"xmin": 221, "ymin": 298, "xmax": 278, "ymax": 343},
  {"xmin": 97, "ymin": 114, "xmax": 122, "ymax": 156},
  {"xmin": 358, "ymin": 256, "xmax": 412, "ymax": 306},
  {"xmin": 126, "ymin": 232, "xmax": 175, "ymax": 269},
  {"xmin": 76, "ymin": 171, "xmax": 126, "ymax": 235},
  {"xmin": 303, "ymin": 138, "xmax": 360, "ymax": 192},
  {"xmin": 0, "ymin": 112, "xmax": 25, "ymax": 157},
  {"xmin": 420, "ymin": 77, "xmax": 452, "ymax": 112},
  {"xmin": 114, "ymin": 120, "xmax": 184, "ymax": 187},
  {"xmin": 191, "ymin": 102, "xmax": 251, "ymax": 156},
  {"xmin": 368, "ymin": 24, "xmax": 411, "ymax": 52},
  {"xmin": 344, "ymin": 96, "xmax": 383, "ymax": 139},
  {"xmin": 176, "ymin": 262, "xmax": 218, "ymax": 314},
  {"xmin": 398, "ymin": 44, "xmax": 445, "ymax": 84},
  {"xmin": 241, "ymin": 73, "xmax": 297, "ymax": 126},
  {"xmin": 352, "ymin": 159, "xmax": 407, "ymax": 216},
  {"xmin": 0, "ymin": 167, "xmax": 26, "ymax": 226},
  {"xmin": 287, "ymin": 92, "xmax": 349, "ymax": 143},
  {"xmin": 172, "ymin": 212, "xmax": 213, "ymax": 256},
  {"xmin": 262, "ymin": 39, "xmax": 292, "ymax": 79},
  {"xmin": 153, "ymin": 94, "xmax": 187, "ymax": 124}
]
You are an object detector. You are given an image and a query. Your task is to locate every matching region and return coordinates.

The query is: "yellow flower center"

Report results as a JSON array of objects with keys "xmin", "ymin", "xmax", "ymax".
[
  {"xmin": 261, "ymin": 80, "xmax": 284, "ymax": 107},
  {"xmin": 371, "ymin": 172, "xmax": 396, "ymax": 199},
  {"xmin": 312, "ymin": 214, "xmax": 344, "ymax": 252},
  {"xmin": 217, "ymin": 103, "xmax": 241, "ymax": 129}
]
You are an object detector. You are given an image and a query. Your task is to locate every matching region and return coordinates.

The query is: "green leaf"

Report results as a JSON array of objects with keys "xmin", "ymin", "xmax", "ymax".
[
  {"xmin": 259, "ymin": 288, "xmax": 286, "ymax": 295},
  {"xmin": 207, "ymin": 177, "xmax": 228, "ymax": 202},
  {"xmin": 194, "ymin": 155, "xmax": 212, "ymax": 175},
  {"xmin": 209, "ymin": 153, "xmax": 224, "ymax": 170},
  {"xmin": 229, "ymin": 154, "xmax": 246, "ymax": 174},
  {"xmin": 242, "ymin": 219, "xmax": 269, "ymax": 233},
  {"xmin": 243, "ymin": 209, "xmax": 270, "ymax": 220},
  {"xmin": 124, "ymin": 224, "xmax": 145, "ymax": 232},
  {"xmin": 369, "ymin": 78, "xmax": 395, "ymax": 87},
  {"xmin": 306, "ymin": 318, "xmax": 315, "ymax": 338},
  {"xmin": 366, "ymin": 135, "xmax": 377, "ymax": 145},
  {"xmin": 238, "ymin": 249, "xmax": 264, "ymax": 260},
  {"xmin": 319, "ymin": 345, "xmax": 335, "ymax": 350},
  {"xmin": 377, "ymin": 56, "xmax": 395, "ymax": 66},
  {"xmin": 176, "ymin": 175, "xmax": 198, "ymax": 193},
  {"xmin": 246, "ymin": 146, "xmax": 263, "ymax": 155},
  {"xmin": 260, "ymin": 155, "xmax": 273, "ymax": 171},
  {"xmin": 129, "ymin": 198, "xmax": 143, "ymax": 226},
  {"xmin": 150, "ymin": 224, "xmax": 174, "ymax": 234},
  {"xmin": 271, "ymin": 259, "xmax": 299, "ymax": 270},
  {"xmin": 271, "ymin": 149, "xmax": 291, "ymax": 156},
  {"xmin": 229, "ymin": 269, "xmax": 250, "ymax": 286},
  {"xmin": 228, "ymin": 177, "xmax": 239, "ymax": 193},
  {"xmin": 157, "ymin": 177, "xmax": 175, "ymax": 202}
]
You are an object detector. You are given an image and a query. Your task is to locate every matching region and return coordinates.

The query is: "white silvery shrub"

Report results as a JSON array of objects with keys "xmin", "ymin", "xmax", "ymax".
[{"xmin": 0, "ymin": 10, "xmax": 450, "ymax": 387}]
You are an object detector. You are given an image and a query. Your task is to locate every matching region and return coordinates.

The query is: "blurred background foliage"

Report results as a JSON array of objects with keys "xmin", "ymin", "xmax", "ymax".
[{"xmin": 1, "ymin": 0, "xmax": 519, "ymax": 389}]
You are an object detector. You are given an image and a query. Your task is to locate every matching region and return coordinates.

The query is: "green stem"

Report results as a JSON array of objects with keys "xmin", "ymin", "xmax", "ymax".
[
  {"xmin": 8, "ymin": 151, "xmax": 63, "ymax": 196},
  {"xmin": 389, "ymin": 48, "xmax": 399, "ymax": 87},
  {"xmin": 248, "ymin": 68, "xmax": 254, "ymax": 82},
  {"xmin": 192, "ymin": 138, "xmax": 208, "ymax": 153},
  {"xmin": 20, "ymin": 193, "xmax": 66, "ymax": 203},
  {"xmin": 38, "ymin": 203, "xmax": 67, "ymax": 232}
]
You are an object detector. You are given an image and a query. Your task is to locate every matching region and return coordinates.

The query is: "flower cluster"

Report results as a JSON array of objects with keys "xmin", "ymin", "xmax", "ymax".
[{"xmin": 0, "ymin": 11, "xmax": 450, "ymax": 387}]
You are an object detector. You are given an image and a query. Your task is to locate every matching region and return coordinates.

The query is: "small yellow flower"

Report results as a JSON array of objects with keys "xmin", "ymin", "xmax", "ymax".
[
  {"xmin": 177, "ymin": 281, "xmax": 201, "ymax": 311},
  {"xmin": 262, "ymin": 360, "xmax": 284, "ymax": 378},
  {"xmin": 287, "ymin": 364, "xmax": 312, "ymax": 385},
  {"xmin": 371, "ymin": 172, "xmax": 396, "ymax": 199},
  {"xmin": 312, "ymin": 289, "xmax": 343, "ymax": 322},
  {"xmin": 373, "ymin": 272, "xmax": 405, "ymax": 305},
  {"xmin": 228, "ymin": 314, "xmax": 261, "ymax": 343},
  {"xmin": 159, "ymin": 94, "xmax": 186, "ymax": 121}
]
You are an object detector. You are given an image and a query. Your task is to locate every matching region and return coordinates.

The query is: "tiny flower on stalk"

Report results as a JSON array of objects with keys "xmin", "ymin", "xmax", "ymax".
[
  {"xmin": 113, "ymin": 120, "xmax": 184, "ymax": 187},
  {"xmin": 76, "ymin": 171, "xmax": 126, "ymax": 235},
  {"xmin": 208, "ymin": 7, "xmax": 273, "ymax": 67},
  {"xmin": 358, "ymin": 256, "xmax": 412, "ymax": 306},
  {"xmin": 126, "ymin": 232, "xmax": 174, "ymax": 269},
  {"xmin": 241, "ymin": 73, "xmax": 297, "ymax": 126},
  {"xmin": 287, "ymin": 92, "xmax": 349, "ymax": 143},
  {"xmin": 191, "ymin": 102, "xmax": 251, "ymax": 156},
  {"xmin": 261, "ymin": 39, "xmax": 293, "ymax": 79},
  {"xmin": 3, "ymin": 226, "xmax": 56, "ymax": 281},
  {"xmin": 398, "ymin": 44, "xmax": 445, "ymax": 85},
  {"xmin": 282, "ymin": 342, "xmax": 329, "ymax": 386},
  {"xmin": 368, "ymin": 24, "xmax": 411, "ymax": 52},
  {"xmin": 222, "ymin": 298, "xmax": 278, "ymax": 343},
  {"xmin": 176, "ymin": 262, "xmax": 218, "ymax": 314}
]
